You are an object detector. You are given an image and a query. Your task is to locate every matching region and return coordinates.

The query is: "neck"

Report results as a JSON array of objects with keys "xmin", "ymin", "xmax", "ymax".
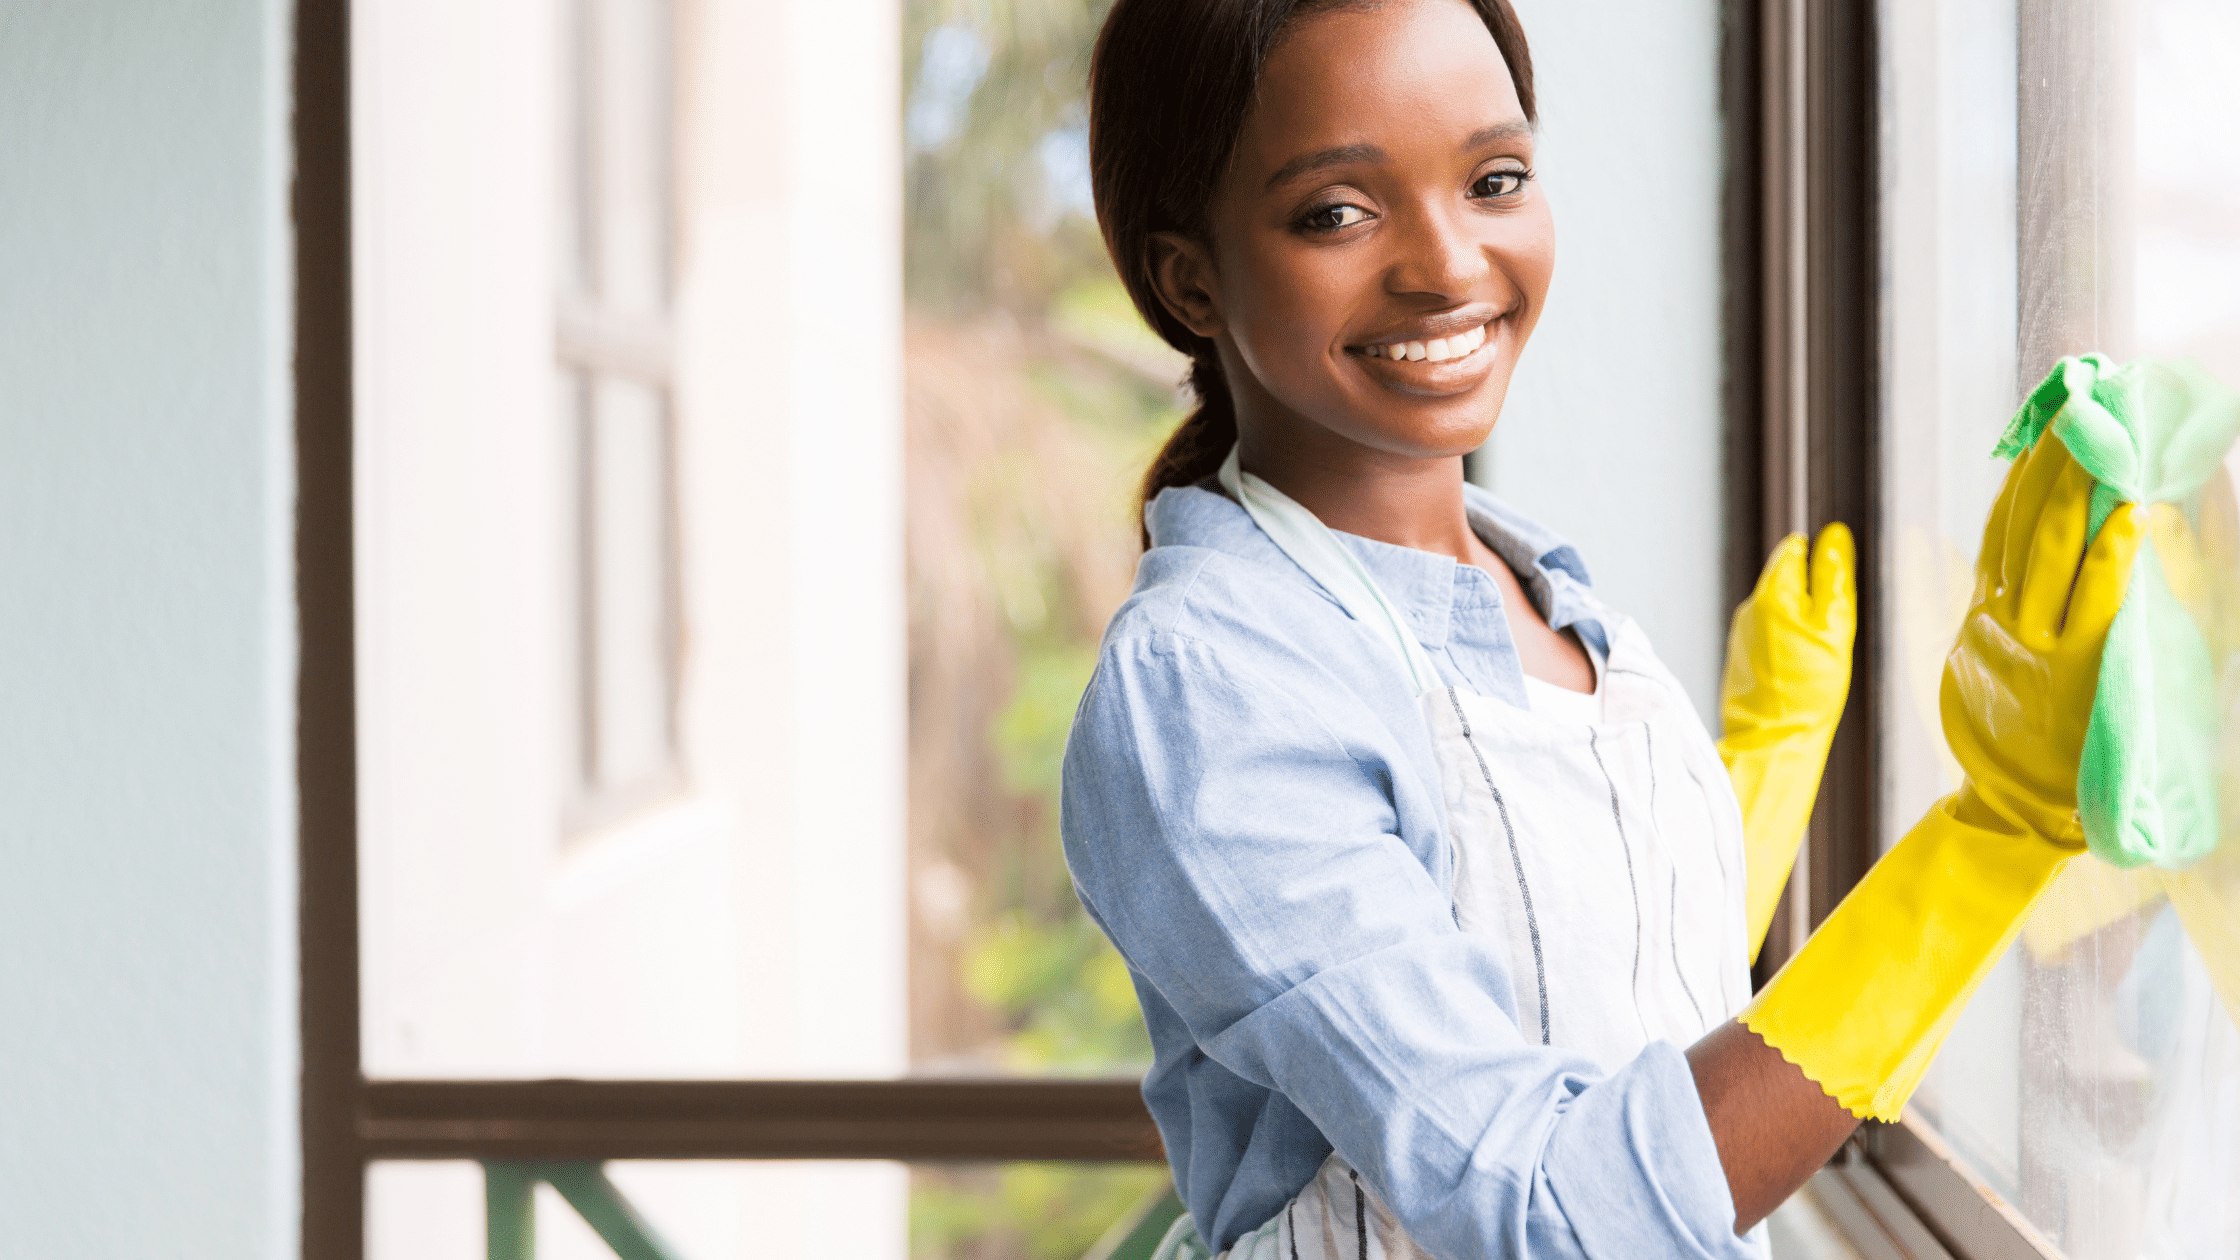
[{"xmin": 1231, "ymin": 398, "xmax": 1482, "ymax": 567}]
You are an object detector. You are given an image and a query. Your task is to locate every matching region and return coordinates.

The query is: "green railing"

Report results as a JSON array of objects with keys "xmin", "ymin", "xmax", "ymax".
[
  {"xmin": 483, "ymin": 1162, "xmax": 685, "ymax": 1260},
  {"xmin": 480, "ymin": 1161, "xmax": 1182, "ymax": 1260}
]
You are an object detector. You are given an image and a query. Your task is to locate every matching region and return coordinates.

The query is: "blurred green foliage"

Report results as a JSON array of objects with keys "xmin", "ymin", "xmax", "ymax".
[
  {"xmin": 912, "ymin": 1163, "xmax": 1170, "ymax": 1260},
  {"xmin": 903, "ymin": 1, "xmax": 1179, "ymax": 1256},
  {"xmin": 903, "ymin": 0, "xmax": 1114, "ymax": 317}
]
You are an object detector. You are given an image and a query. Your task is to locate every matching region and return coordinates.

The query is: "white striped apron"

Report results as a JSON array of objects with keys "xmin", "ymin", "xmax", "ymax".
[{"xmin": 1150, "ymin": 452, "xmax": 1758, "ymax": 1260}]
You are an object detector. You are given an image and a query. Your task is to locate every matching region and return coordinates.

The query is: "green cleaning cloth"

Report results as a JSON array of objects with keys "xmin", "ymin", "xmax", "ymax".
[{"xmin": 1996, "ymin": 354, "xmax": 2240, "ymax": 870}]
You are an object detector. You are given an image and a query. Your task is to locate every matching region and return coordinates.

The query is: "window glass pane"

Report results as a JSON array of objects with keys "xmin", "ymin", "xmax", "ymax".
[
  {"xmin": 355, "ymin": 0, "xmax": 904, "ymax": 1080},
  {"xmin": 911, "ymin": 1164, "xmax": 1172, "ymax": 1260},
  {"xmin": 357, "ymin": 0, "xmax": 1159, "ymax": 1079},
  {"xmin": 583, "ymin": 375, "xmax": 677, "ymax": 800},
  {"xmin": 585, "ymin": 0, "xmax": 671, "ymax": 315},
  {"xmin": 1880, "ymin": 0, "xmax": 2240, "ymax": 1252}
]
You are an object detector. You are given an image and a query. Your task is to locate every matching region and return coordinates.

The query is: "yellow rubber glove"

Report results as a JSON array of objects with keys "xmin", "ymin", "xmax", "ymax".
[
  {"xmin": 1719, "ymin": 524, "xmax": 1857, "ymax": 963},
  {"xmin": 1740, "ymin": 433, "xmax": 2146, "ymax": 1120}
]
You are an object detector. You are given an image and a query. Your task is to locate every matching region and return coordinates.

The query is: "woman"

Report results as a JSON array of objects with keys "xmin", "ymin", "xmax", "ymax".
[{"xmin": 1059, "ymin": 1, "xmax": 2145, "ymax": 1257}]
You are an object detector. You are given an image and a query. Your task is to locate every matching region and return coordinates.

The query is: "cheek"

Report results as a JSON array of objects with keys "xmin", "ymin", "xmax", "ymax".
[
  {"xmin": 1505, "ymin": 205, "xmax": 1557, "ymax": 309},
  {"xmin": 1221, "ymin": 242, "xmax": 1363, "ymax": 370}
]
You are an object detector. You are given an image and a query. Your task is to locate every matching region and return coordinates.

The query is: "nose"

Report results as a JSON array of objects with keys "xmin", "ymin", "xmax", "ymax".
[{"xmin": 1384, "ymin": 200, "xmax": 1494, "ymax": 302}]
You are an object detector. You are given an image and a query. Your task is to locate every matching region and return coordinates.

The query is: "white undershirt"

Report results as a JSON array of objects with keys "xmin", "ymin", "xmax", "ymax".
[{"xmin": 1521, "ymin": 640, "xmax": 1604, "ymax": 724}]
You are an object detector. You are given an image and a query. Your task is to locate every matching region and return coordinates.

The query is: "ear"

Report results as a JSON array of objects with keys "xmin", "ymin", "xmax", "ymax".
[{"xmin": 1148, "ymin": 231, "xmax": 1226, "ymax": 340}]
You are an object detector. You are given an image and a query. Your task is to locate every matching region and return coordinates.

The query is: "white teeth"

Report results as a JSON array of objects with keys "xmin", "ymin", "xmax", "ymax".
[{"xmin": 1369, "ymin": 324, "xmax": 1489, "ymax": 363}]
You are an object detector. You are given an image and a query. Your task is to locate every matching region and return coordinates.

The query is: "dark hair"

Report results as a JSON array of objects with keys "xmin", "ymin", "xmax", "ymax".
[{"xmin": 1088, "ymin": 0, "xmax": 1536, "ymax": 545}]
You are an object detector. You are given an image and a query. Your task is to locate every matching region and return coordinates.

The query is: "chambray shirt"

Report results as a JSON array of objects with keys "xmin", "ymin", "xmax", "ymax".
[{"xmin": 1060, "ymin": 482, "xmax": 1751, "ymax": 1260}]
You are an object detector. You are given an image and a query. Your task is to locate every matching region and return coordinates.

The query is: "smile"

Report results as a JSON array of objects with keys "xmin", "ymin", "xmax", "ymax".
[{"xmin": 1356, "ymin": 322, "xmax": 1489, "ymax": 363}]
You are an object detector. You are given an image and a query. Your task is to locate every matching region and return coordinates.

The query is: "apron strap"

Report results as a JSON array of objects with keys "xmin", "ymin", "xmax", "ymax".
[{"xmin": 1218, "ymin": 444, "xmax": 1439, "ymax": 698}]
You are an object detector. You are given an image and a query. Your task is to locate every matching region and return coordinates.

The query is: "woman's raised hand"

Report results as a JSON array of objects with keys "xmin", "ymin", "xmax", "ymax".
[
  {"xmin": 1690, "ymin": 433, "xmax": 2145, "ymax": 1234},
  {"xmin": 1943, "ymin": 432, "xmax": 2145, "ymax": 846},
  {"xmin": 1718, "ymin": 522, "xmax": 1856, "ymax": 960}
]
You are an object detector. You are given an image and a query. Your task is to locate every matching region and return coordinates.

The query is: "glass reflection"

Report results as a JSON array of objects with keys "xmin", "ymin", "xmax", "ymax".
[{"xmin": 1881, "ymin": 0, "xmax": 2240, "ymax": 1251}]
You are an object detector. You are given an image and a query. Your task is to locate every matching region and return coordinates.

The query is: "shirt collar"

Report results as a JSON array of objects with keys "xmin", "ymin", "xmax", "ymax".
[
  {"xmin": 1144, "ymin": 480, "xmax": 1602, "ymax": 634},
  {"xmin": 1463, "ymin": 481, "xmax": 1592, "ymax": 589}
]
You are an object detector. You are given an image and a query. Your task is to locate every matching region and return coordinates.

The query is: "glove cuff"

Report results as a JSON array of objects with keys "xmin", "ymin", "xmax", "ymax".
[{"xmin": 1738, "ymin": 789, "xmax": 2071, "ymax": 1120}]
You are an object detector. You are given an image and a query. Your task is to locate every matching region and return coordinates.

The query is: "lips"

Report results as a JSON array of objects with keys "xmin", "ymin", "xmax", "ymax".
[{"xmin": 1342, "ymin": 312, "xmax": 1510, "ymax": 397}]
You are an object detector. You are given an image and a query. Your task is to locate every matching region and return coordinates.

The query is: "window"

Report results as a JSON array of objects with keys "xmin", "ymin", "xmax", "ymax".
[
  {"xmin": 327, "ymin": 0, "xmax": 1159, "ymax": 1253},
  {"xmin": 309, "ymin": 0, "xmax": 2236, "ymax": 1255},
  {"xmin": 556, "ymin": 0, "xmax": 682, "ymax": 828},
  {"xmin": 1878, "ymin": 0, "xmax": 2240, "ymax": 1256}
]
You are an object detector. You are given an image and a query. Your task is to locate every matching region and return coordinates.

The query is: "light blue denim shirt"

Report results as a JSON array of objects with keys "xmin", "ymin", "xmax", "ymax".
[{"xmin": 1060, "ymin": 481, "xmax": 1750, "ymax": 1260}]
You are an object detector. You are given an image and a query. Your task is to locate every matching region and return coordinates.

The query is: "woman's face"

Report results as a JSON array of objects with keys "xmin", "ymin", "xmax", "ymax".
[{"xmin": 1153, "ymin": 0, "xmax": 1553, "ymax": 462}]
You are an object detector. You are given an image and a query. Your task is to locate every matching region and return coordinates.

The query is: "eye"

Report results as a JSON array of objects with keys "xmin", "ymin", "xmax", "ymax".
[
  {"xmin": 1298, "ymin": 202, "xmax": 1372, "ymax": 232},
  {"xmin": 1471, "ymin": 169, "xmax": 1533, "ymax": 199}
]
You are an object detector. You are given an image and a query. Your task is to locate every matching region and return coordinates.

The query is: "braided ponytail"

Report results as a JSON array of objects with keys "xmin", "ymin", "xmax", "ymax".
[{"xmin": 1136, "ymin": 356, "xmax": 1238, "ymax": 547}]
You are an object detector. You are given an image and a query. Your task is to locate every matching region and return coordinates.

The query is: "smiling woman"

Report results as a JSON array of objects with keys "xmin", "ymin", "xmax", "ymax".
[
  {"xmin": 1097, "ymin": 0, "xmax": 1534, "ymax": 528},
  {"xmin": 1061, "ymin": 1, "xmax": 2148, "ymax": 1258},
  {"xmin": 1098, "ymin": 0, "xmax": 1594, "ymax": 694}
]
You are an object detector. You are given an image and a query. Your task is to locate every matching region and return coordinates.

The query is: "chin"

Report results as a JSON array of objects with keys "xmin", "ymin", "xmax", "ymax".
[{"xmin": 1349, "ymin": 377, "xmax": 1511, "ymax": 460}]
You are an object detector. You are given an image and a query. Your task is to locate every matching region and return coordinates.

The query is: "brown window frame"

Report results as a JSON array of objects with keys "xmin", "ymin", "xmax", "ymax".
[{"xmin": 299, "ymin": 1, "xmax": 2062, "ymax": 1256}]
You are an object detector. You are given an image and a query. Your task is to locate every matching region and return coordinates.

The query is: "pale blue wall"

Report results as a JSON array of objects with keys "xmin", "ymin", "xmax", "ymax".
[
  {"xmin": 0, "ymin": 1, "xmax": 297, "ymax": 1255},
  {"xmin": 1480, "ymin": 0, "xmax": 1729, "ymax": 718}
]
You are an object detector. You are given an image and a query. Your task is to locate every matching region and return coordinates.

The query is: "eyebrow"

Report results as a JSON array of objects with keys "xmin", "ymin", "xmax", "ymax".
[
  {"xmin": 1263, "ymin": 143, "xmax": 1383, "ymax": 191},
  {"xmin": 1261, "ymin": 119, "xmax": 1536, "ymax": 192},
  {"xmin": 1466, "ymin": 120, "xmax": 1534, "ymax": 149}
]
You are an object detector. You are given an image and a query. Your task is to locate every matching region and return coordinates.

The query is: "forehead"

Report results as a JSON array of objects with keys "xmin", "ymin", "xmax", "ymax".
[{"xmin": 1235, "ymin": 0, "xmax": 1523, "ymax": 177}]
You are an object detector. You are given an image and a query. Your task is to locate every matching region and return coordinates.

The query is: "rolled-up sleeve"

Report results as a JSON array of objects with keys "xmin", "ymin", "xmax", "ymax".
[{"xmin": 1061, "ymin": 627, "xmax": 1751, "ymax": 1260}]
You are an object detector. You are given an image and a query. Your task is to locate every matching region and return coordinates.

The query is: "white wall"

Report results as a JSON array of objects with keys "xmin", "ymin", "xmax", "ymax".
[
  {"xmin": 1480, "ymin": 0, "xmax": 1728, "ymax": 718},
  {"xmin": 0, "ymin": 1, "xmax": 297, "ymax": 1256}
]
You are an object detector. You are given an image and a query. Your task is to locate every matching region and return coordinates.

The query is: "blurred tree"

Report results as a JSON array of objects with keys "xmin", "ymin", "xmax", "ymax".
[
  {"xmin": 899, "ymin": 1, "xmax": 1185, "ymax": 1255},
  {"xmin": 903, "ymin": 0, "xmax": 1114, "ymax": 318}
]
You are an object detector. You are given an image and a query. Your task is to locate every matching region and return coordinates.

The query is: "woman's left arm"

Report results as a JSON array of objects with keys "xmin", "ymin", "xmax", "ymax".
[
  {"xmin": 1700, "ymin": 437, "xmax": 2146, "ymax": 1227},
  {"xmin": 1719, "ymin": 523, "xmax": 1856, "ymax": 960}
]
